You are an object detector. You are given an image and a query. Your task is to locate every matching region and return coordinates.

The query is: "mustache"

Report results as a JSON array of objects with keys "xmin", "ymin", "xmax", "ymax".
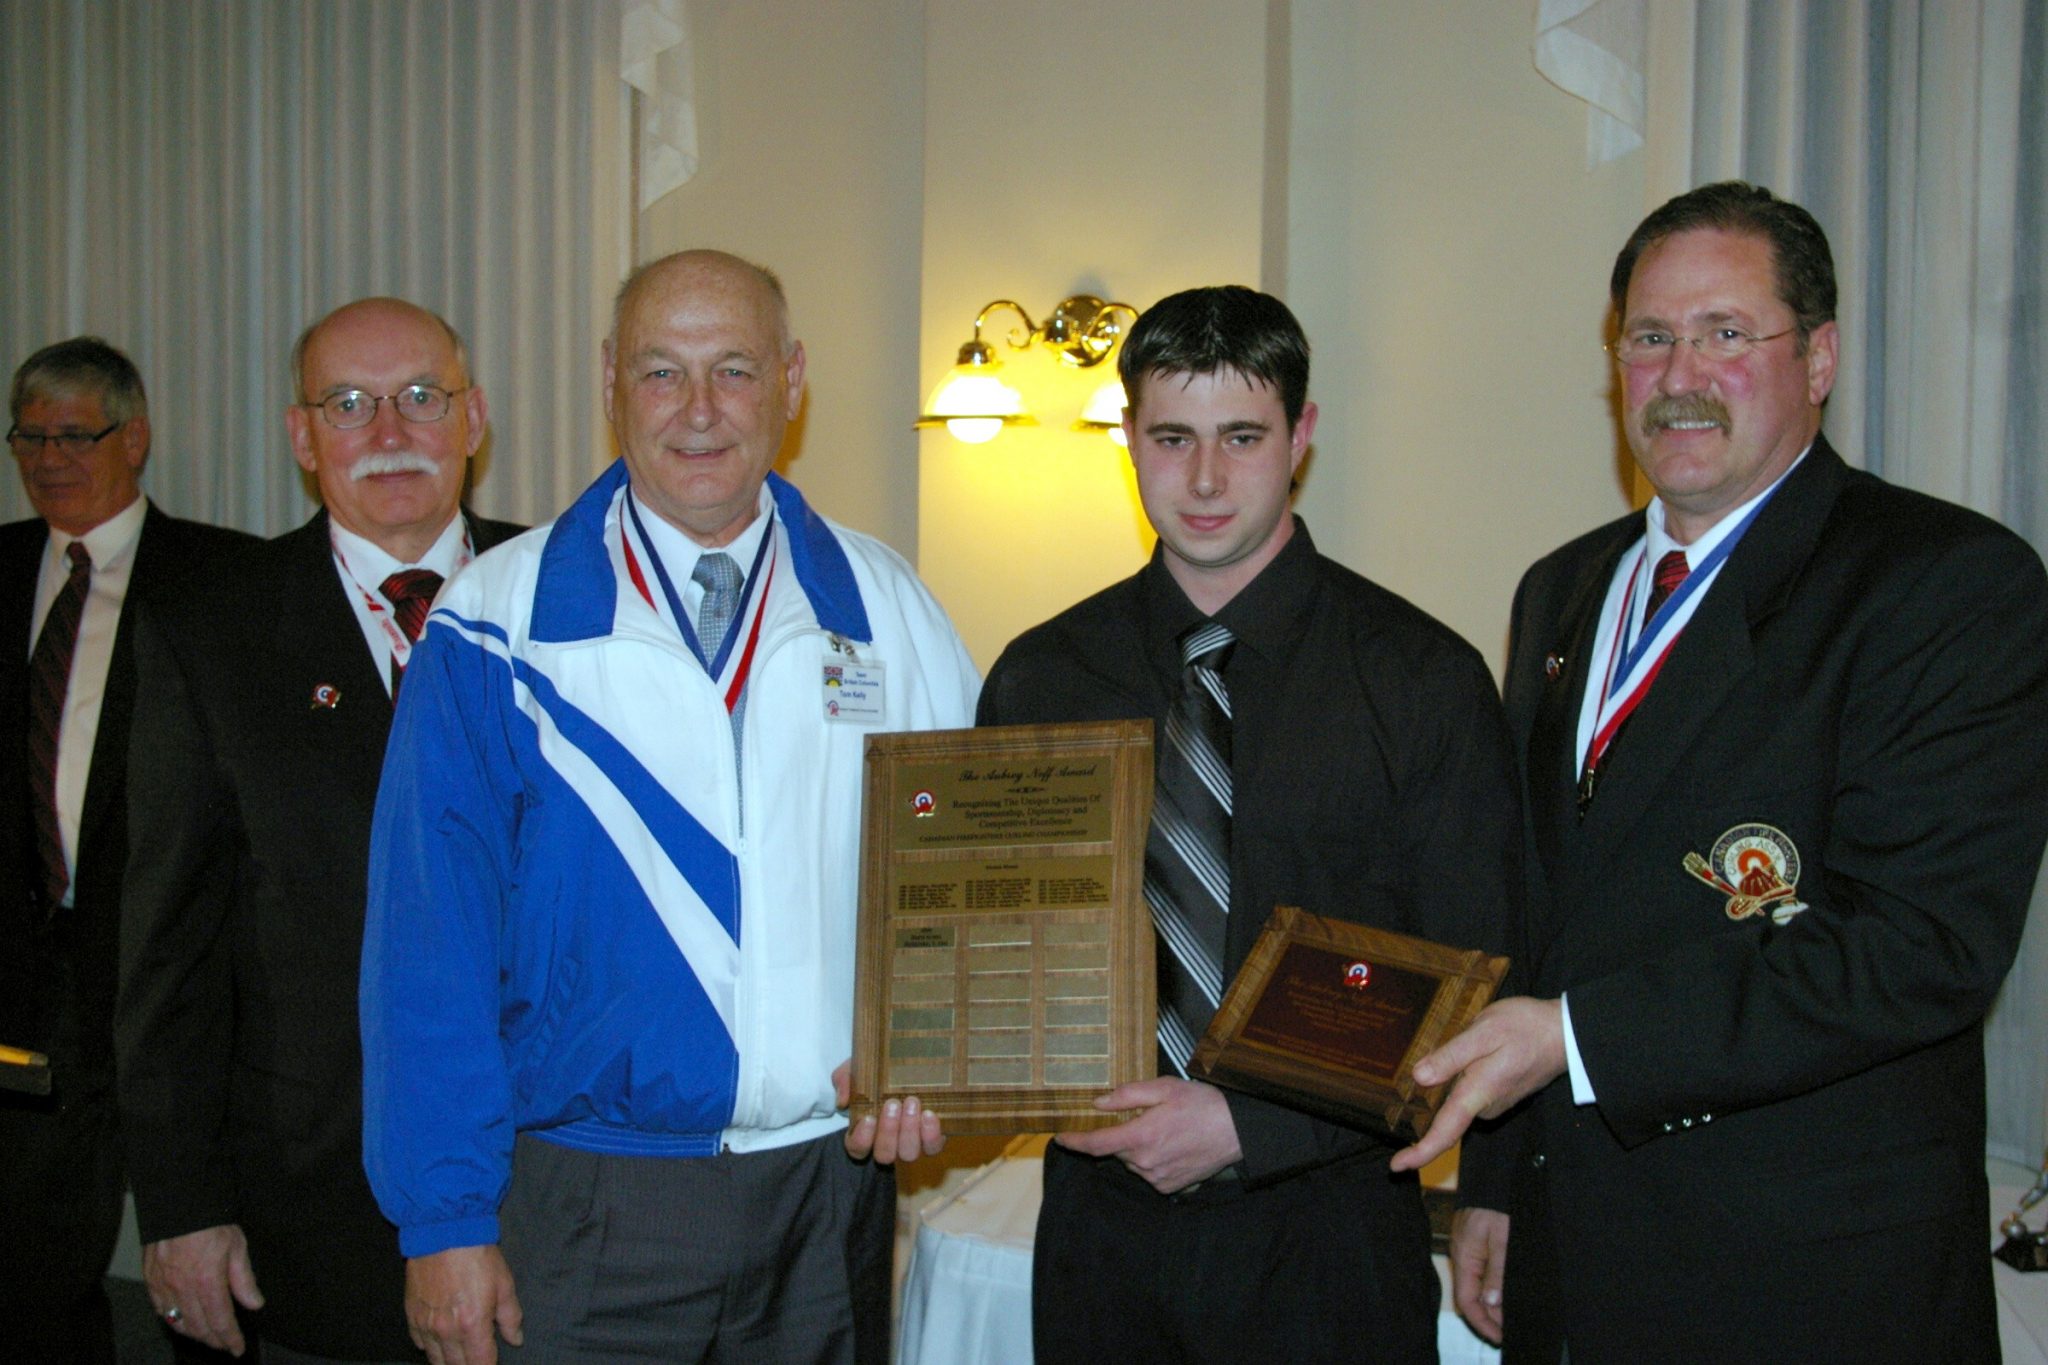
[
  {"xmin": 1641, "ymin": 393, "xmax": 1730, "ymax": 435},
  {"xmin": 349, "ymin": 452, "xmax": 440, "ymax": 482}
]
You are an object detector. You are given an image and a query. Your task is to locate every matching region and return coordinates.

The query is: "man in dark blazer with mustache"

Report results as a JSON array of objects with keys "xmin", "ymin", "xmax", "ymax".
[
  {"xmin": 117, "ymin": 299, "xmax": 521, "ymax": 1364},
  {"xmin": 1394, "ymin": 182, "xmax": 2048, "ymax": 1364},
  {"xmin": 1, "ymin": 337, "xmax": 252, "ymax": 1364}
]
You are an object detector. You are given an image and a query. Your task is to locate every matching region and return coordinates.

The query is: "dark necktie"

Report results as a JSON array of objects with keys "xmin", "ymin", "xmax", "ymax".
[
  {"xmin": 380, "ymin": 568, "xmax": 444, "ymax": 693},
  {"xmin": 1145, "ymin": 621, "xmax": 1235, "ymax": 1075},
  {"xmin": 1642, "ymin": 549, "xmax": 1690, "ymax": 621},
  {"xmin": 27, "ymin": 541, "xmax": 92, "ymax": 910}
]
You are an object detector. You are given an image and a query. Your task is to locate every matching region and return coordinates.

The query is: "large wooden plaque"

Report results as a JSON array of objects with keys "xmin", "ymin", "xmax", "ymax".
[
  {"xmin": 849, "ymin": 721, "xmax": 1156, "ymax": 1134},
  {"xmin": 1190, "ymin": 907, "xmax": 1507, "ymax": 1141}
]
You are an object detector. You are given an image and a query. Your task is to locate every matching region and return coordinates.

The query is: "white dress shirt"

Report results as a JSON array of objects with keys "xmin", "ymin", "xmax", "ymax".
[
  {"xmin": 625, "ymin": 484, "xmax": 773, "ymax": 640},
  {"xmin": 328, "ymin": 516, "xmax": 472, "ymax": 696},
  {"xmin": 27, "ymin": 495, "xmax": 149, "ymax": 906}
]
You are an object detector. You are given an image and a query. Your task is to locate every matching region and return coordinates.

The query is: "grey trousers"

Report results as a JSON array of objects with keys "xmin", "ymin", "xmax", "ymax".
[{"xmin": 498, "ymin": 1131, "xmax": 894, "ymax": 1364}]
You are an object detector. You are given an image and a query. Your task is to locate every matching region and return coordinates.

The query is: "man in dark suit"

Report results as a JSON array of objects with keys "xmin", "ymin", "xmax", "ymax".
[
  {"xmin": 1, "ymin": 337, "xmax": 252, "ymax": 1365},
  {"xmin": 116, "ymin": 299, "xmax": 522, "ymax": 1364},
  {"xmin": 1394, "ymin": 182, "xmax": 2048, "ymax": 1363}
]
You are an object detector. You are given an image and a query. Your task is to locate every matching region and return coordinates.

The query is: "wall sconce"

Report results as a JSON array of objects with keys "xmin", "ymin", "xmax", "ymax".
[
  {"xmin": 917, "ymin": 294, "xmax": 1137, "ymax": 444},
  {"xmin": 1077, "ymin": 378, "xmax": 1130, "ymax": 447}
]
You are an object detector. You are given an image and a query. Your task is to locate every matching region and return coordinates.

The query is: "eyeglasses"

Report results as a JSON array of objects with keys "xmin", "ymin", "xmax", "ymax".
[
  {"xmin": 7, "ymin": 421, "xmax": 121, "ymax": 458},
  {"xmin": 302, "ymin": 384, "xmax": 467, "ymax": 430},
  {"xmin": 1608, "ymin": 326, "xmax": 1797, "ymax": 367}
]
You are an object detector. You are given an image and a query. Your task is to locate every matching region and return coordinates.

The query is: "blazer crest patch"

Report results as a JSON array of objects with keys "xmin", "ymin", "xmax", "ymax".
[{"xmin": 1682, "ymin": 823, "xmax": 1807, "ymax": 924}]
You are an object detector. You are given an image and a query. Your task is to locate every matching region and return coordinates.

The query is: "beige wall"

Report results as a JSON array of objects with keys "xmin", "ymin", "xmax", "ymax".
[
  {"xmin": 639, "ymin": 0, "xmax": 1653, "ymax": 679},
  {"xmin": 1286, "ymin": 0, "xmax": 1646, "ymax": 673},
  {"xmin": 915, "ymin": 0, "xmax": 1279, "ymax": 669},
  {"xmin": 635, "ymin": 0, "xmax": 927, "ymax": 552}
]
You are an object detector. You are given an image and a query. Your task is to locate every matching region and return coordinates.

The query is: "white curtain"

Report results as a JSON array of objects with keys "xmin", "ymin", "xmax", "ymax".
[
  {"xmin": 1540, "ymin": 0, "xmax": 2048, "ymax": 1162},
  {"xmin": 1540, "ymin": 0, "xmax": 2048, "ymax": 1164},
  {"xmin": 0, "ymin": 0, "xmax": 633, "ymax": 535}
]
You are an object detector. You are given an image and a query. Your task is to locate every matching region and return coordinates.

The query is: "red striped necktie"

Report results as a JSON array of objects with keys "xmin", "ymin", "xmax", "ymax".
[
  {"xmin": 27, "ymin": 541, "xmax": 92, "ymax": 911},
  {"xmin": 381, "ymin": 568, "xmax": 444, "ymax": 693},
  {"xmin": 1643, "ymin": 549, "xmax": 1690, "ymax": 621}
]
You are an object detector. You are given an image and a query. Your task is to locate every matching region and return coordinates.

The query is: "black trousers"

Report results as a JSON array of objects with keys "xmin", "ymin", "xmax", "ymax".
[
  {"xmin": 0, "ymin": 1080, "xmax": 124, "ymax": 1365},
  {"xmin": 1030, "ymin": 1142, "xmax": 1440, "ymax": 1364}
]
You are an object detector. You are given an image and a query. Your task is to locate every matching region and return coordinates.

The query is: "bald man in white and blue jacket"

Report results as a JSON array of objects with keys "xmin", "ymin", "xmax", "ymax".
[{"xmin": 361, "ymin": 251, "xmax": 978, "ymax": 1365}]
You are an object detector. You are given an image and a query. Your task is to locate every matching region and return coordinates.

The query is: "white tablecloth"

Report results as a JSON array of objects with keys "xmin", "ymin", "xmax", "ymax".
[
  {"xmin": 895, "ymin": 1153, "xmax": 1499, "ymax": 1365},
  {"xmin": 900, "ymin": 1156, "xmax": 2048, "ymax": 1364}
]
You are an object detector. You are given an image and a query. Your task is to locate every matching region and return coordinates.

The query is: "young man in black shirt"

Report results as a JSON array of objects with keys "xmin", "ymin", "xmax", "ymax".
[{"xmin": 976, "ymin": 286, "xmax": 1520, "ymax": 1362}]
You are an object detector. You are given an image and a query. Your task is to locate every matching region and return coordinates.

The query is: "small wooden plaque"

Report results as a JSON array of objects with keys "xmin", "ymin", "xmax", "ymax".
[
  {"xmin": 1190, "ymin": 907, "xmax": 1507, "ymax": 1140},
  {"xmin": 849, "ymin": 721, "xmax": 1156, "ymax": 1135}
]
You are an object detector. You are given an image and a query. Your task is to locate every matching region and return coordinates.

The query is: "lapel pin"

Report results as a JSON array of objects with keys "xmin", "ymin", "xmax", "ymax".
[
  {"xmin": 1544, "ymin": 653, "xmax": 1565, "ymax": 681},
  {"xmin": 310, "ymin": 683, "xmax": 342, "ymax": 711}
]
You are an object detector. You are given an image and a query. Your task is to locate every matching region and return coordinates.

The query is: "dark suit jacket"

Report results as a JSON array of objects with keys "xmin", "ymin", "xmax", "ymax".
[
  {"xmin": 116, "ymin": 509, "xmax": 522, "ymax": 1361},
  {"xmin": 0, "ymin": 507, "xmax": 251, "ymax": 1360},
  {"xmin": 1462, "ymin": 441, "xmax": 2048, "ymax": 1363},
  {"xmin": 1, "ymin": 506, "xmax": 253, "ymax": 1084}
]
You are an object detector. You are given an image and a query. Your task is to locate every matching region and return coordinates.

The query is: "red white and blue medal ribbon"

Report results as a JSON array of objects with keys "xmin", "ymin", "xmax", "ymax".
[
  {"xmin": 621, "ymin": 495, "xmax": 776, "ymax": 716},
  {"xmin": 1581, "ymin": 490, "xmax": 1776, "ymax": 780}
]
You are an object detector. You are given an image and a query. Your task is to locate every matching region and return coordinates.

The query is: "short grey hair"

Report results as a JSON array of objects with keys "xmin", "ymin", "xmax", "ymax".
[{"xmin": 11, "ymin": 336, "xmax": 148, "ymax": 425}]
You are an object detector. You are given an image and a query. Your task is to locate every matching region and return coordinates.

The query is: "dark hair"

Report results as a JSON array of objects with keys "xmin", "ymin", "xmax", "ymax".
[
  {"xmin": 1117, "ymin": 285, "xmax": 1311, "ymax": 427},
  {"xmin": 11, "ymin": 336, "xmax": 148, "ymax": 424},
  {"xmin": 1610, "ymin": 181, "xmax": 1836, "ymax": 342}
]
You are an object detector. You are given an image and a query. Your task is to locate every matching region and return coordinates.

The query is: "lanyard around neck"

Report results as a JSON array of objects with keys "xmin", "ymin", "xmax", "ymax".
[{"xmin": 622, "ymin": 494, "xmax": 775, "ymax": 675}]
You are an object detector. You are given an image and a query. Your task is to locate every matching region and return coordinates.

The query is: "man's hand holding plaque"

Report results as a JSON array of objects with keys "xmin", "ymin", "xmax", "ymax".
[
  {"xmin": 833, "ymin": 1060, "xmax": 945, "ymax": 1163},
  {"xmin": 1389, "ymin": 996, "xmax": 1566, "ymax": 1173},
  {"xmin": 1054, "ymin": 1076, "xmax": 1243, "ymax": 1195}
]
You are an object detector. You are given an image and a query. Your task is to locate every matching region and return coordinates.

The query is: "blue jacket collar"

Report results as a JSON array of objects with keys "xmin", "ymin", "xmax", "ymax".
[{"xmin": 531, "ymin": 462, "xmax": 871, "ymax": 645}]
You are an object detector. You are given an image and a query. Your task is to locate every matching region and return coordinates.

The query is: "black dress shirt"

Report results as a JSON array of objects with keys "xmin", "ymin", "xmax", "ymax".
[{"xmin": 978, "ymin": 519, "xmax": 1520, "ymax": 1180}]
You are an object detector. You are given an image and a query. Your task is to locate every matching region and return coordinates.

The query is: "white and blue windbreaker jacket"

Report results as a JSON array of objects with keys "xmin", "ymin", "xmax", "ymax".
[{"xmin": 360, "ymin": 463, "xmax": 978, "ymax": 1258}]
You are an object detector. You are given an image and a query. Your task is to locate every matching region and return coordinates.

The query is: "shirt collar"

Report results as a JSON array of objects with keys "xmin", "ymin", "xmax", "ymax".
[
  {"xmin": 1141, "ymin": 515, "xmax": 1319, "ymax": 664},
  {"xmin": 331, "ymin": 511, "xmax": 469, "ymax": 586},
  {"xmin": 627, "ymin": 481, "xmax": 774, "ymax": 587},
  {"xmin": 1645, "ymin": 442, "xmax": 1813, "ymax": 562},
  {"xmin": 46, "ymin": 494, "xmax": 148, "ymax": 572}
]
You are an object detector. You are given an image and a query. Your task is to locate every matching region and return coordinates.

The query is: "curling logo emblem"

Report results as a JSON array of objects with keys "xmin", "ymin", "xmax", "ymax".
[{"xmin": 1683, "ymin": 823, "xmax": 1807, "ymax": 924}]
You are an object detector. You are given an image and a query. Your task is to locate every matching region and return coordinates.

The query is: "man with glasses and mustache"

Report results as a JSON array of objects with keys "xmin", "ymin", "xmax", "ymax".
[
  {"xmin": 117, "ymin": 299, "xmax": 522, "ymax": 1364},
  {"xmin": 1, "ymin": 337, "xmax": 250, "ymax": 1363},
  {"xmin": 1393, "ymin": 183, "xmax": 2048, "ymax": 1363}
]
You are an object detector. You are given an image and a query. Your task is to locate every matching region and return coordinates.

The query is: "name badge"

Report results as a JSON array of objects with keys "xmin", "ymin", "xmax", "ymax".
[{"xmin": 823, "ymin": 658, "xmax": 886, "ymax": 723}]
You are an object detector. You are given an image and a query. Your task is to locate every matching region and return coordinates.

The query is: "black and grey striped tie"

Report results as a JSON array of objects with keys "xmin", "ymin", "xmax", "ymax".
[{"xmin": 1146, "ymin": 620, "xmax": 1235, "ymax": 1075}]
